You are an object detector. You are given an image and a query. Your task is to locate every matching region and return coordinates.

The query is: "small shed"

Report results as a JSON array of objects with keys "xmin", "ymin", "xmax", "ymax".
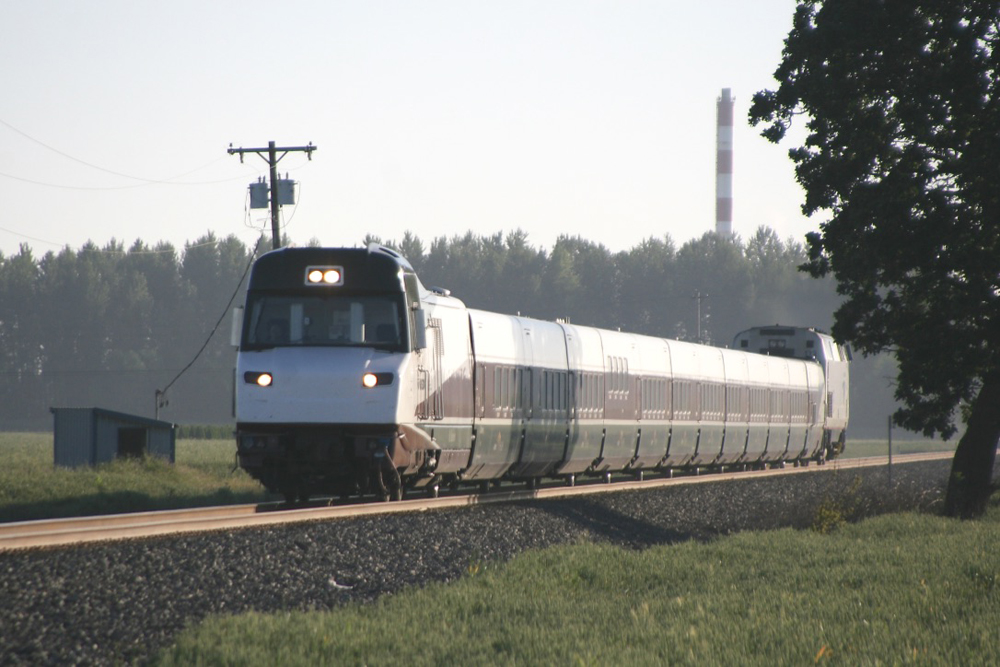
[{"xmin": 51, "ymin": 408, "xmax": 176, "ymax": 468}]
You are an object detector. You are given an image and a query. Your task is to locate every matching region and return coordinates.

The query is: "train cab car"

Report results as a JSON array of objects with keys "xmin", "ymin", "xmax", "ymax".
[
  {"xmin": 733, "ymin": 326, "xmax": 851, "ymax": 459},
  {"xmin": 233, "ymin": 244, "xmax": 472, "ymax": 501}
]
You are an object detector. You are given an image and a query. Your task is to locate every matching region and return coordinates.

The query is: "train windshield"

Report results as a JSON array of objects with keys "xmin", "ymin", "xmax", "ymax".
[{"xmin": 243, "ymin": 293, "xmax": 406, "ymax": 351}]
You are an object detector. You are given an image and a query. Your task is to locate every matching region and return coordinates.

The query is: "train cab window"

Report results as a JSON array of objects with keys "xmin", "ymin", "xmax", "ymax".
[{"xmin": 243, "ymin": 294, "xmax": 406, "ymax": 350}]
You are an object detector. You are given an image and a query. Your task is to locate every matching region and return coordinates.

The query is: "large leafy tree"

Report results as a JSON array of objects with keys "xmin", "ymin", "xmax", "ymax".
[{"xmin": 750, "ymin": 1, "xmax": 1000, "ymax": 517}]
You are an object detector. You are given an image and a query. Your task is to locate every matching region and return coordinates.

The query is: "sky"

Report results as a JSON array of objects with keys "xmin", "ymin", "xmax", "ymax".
[{"xmin": 0, "ymin": 1, "xmax": 815, "ymax": 259}]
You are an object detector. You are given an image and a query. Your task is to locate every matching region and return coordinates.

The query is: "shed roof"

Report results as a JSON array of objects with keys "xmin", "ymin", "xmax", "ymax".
[{"xmin": 50, "ymin": 407, "xmax": 175, "ymax": 430}]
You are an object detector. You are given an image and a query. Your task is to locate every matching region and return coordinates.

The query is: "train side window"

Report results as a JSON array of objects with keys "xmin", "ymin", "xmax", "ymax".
[
  {"xmin": 559, "ymin": 372, "xmax": 566, "ymax": 411},
  {"xmin": 494, "ymin": 367, "xmax": 502, "ymax": 410},
  {"xmin": 567, "ymin": 372, "xmax": 574, "ymax": 413},
  {"xmin": 608, "ymin": 356, "xmax": 617, "ymax": 396},
  {"xmin": 549, "ymin": 371, "xmax": 555, "ymax": 411},
  {"xmin": 674, "ymin": 381, "xmax": 687, "ymax": 420},
  {"xmin": 553, "ymin": 372, "xmax": 559, "ymax": 411},
  {"xmin": 511, "ymin": 368, "xmax": 519, "ymax": 411}
]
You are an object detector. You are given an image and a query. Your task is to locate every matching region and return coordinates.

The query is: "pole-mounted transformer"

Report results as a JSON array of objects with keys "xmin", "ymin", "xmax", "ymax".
[
  {"xmin": 228, "ymin": 141, "xmax": 317, "ymax": 248},
  {"xmin": 249, "ymin": 176, "xmax": 295, "ymax": 209}
]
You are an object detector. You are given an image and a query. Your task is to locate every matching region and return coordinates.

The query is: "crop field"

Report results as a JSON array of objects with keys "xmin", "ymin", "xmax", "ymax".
[
  {"xmin": 155, "ymin": 499, "xmax": 1000, "ymax": 665},
  {"xmin": 0, "ymin": 432, "xmax": 955, "ymax": 523}
]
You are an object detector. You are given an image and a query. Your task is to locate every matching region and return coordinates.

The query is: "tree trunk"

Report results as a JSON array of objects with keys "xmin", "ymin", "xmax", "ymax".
[{"xmin": 944, "ymin": 372, "xmax": 1000, "ymax": 518}]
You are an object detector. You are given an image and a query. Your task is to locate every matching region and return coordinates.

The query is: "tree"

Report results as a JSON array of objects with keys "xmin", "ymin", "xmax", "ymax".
[
  {"xmin": 396, "ymin": 231, "xmax": 426, "ymax": 273},
  {"xmin": 674, "ymin": 232, "xmax": 752, "ymax": 345},
  {"xmin": 549, "ymin": 236, "xmax": 618, "ymax": 329},
  {"xmin": 617, "ymin": 236, "xmax": 676, "ymax": 335},
  {"xmin": 0, "ymin": 246, "xmax": 44, "ymax": 426},
  {"xmin": 750, "ymin": 0, "xmax": 1000, "ymax": 517}
]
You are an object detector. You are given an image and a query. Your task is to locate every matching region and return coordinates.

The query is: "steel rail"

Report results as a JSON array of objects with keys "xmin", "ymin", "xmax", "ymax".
[{"xmin": 0, "ymin": 452, "xmax": 953, "ymax": 551}]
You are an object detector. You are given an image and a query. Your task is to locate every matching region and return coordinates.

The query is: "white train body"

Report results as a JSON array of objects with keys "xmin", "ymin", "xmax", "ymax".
[{"xmin": 234, "ymin": 245, "xmax": 850, "ymax": 500}]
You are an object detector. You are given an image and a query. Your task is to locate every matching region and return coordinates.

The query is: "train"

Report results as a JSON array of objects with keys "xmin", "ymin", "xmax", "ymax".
[{"xmin": 232, "ymin": 244, "xmax": 850, "ymax": 502}]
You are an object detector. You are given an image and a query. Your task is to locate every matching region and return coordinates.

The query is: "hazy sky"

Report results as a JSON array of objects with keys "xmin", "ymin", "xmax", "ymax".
[{"xmin": 0, "ymin": 1, "xmax": 814, "ymax": 258}]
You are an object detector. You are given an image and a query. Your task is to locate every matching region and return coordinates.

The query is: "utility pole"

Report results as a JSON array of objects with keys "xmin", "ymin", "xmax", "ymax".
[
  {"xmin": 228, "ymin": 141, "xmax": 317, "ymax": 249},
  {"xmin": 692, "ymin": 291, "xmax": 709, "ymax": 342}
]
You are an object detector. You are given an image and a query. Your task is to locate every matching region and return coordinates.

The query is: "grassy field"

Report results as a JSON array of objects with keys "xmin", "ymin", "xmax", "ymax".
[
  {"xmin": 0, "ymin": 433, "xmax": 272, "ymax": 522},
  {"xmin": 842, "ymin": 438, "xmax": 956, "ymax": 459},
  {"xmin": 154, "ymin": 500, "xmax": 1000, "ymax": 666},
  {"xmin": 0, "ymin": 433, "xmax": 955, "ymax": 523}
]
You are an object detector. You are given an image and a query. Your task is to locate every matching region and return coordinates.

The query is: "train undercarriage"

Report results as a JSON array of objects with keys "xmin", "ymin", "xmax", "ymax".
[{"xmin": 236, "ymin": 423, "xmax": 847, "ymax": 504}]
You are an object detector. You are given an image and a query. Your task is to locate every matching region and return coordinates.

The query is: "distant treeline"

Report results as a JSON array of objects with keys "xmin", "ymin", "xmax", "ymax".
[
  {"xmin": 376, "ymin": 227, "xmax": 835, "ymax": 343},
  {"xmin": 0, "ymin": 227, "xmax": 898, "ymax": 436}
]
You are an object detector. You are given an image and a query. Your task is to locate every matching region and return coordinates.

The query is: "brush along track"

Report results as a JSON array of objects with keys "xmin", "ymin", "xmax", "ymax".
[{"xmin": 0, "ymin": 452, "xmax": 952, "ymax": 551}]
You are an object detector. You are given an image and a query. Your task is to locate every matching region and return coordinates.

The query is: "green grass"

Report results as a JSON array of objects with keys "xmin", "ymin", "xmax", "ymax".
[
  {"xmin": 841, "ymin": 438, "xmax": 957, "ymax": 459},
  {"xmin": 0, "ymin": 433, "xmax": 957, "ymax": 523},
  {"xmin": 156, "ymin": 501, "xmax": 1000, "ymax": 666},
  {"xmin": 0, "ymin": 433, "xmax": 272, "ymax": 522}
]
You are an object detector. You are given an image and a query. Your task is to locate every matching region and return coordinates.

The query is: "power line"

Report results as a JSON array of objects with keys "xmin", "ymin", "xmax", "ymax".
[
  {"xmin": 155, "ymin": 234, "xmax": 263, "ymax": 418},
  {"xmin": 0, "ymin": 117, "xmax": 249, "ymax": 186},
  {"xmin": 0, "ymin": 166, "xmax": 256, "ymax": 191},
  {"xmin": 0, "ymin": 223, "xmax": 252, "ymax": 255}
]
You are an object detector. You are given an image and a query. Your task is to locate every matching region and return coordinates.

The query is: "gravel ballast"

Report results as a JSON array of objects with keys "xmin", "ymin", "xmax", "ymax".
[{"xmin": 0, "ymin": 460, "xmax": 961, "ymax": 665}]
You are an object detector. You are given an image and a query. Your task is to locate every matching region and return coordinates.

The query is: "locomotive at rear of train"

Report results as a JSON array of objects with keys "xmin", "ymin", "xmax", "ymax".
[{"xmin": 234, "ymin": 245, "xmax": 850, "ymax": 502}]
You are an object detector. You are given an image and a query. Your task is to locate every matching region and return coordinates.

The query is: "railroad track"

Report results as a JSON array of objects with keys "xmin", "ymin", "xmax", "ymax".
[{"xmin": 0, "ymin": 451, "xmax": 953, "ymax": 551}]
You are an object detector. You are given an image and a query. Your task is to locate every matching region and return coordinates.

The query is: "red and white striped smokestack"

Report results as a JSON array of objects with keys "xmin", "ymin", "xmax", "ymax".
[{"xmin": 716, "ymin": 88, "xmax": 734, "ymax": 236}]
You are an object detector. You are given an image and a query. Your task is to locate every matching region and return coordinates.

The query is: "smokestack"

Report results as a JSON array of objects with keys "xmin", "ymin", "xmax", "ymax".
[{"xmin": 716, "ymin": 88, "xmax": 734, "ymax": 236}]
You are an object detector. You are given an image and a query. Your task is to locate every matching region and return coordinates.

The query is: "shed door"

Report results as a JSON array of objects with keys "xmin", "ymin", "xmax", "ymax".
[{"xmin": 118, "ymin": 427, "xmax": 147, "ymax": 458}]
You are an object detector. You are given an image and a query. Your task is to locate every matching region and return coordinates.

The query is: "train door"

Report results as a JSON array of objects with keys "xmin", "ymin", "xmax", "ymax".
[
  {"xmin": 804, "ymin": 363, "xmax": 825, "ymax": 458},
  {"xmin": 554, "ymin": 325, "xmax": 605, "ymax": 475},
  {"xmin": 417, "ymin": 317, "xmax": 444, "ymax": 421},
  {"xmin": 510, "ymin": 324, "xmax": 536, "ymax": 476},
  {"xmin": 463, "ymin": 311, "xmax": 524, "ymax": 480},
  {"xmin": 597, "ymin": 332, "xmax": 640, "ymax": 472}
]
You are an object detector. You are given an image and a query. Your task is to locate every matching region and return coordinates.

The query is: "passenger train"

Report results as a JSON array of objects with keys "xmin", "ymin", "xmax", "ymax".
[{"xmin": 232, "ymin": 245, "xmax": 850, "ymax": 502}]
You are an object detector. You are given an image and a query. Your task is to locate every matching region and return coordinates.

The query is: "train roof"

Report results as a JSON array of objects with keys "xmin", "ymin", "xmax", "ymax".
[
  {"xmin": 732, "ymin": 325, "xmax": 843, "ymax": 362},
  {"xmin": 248, "ymin": 244, "xmax": 417, "ymax": 292}
]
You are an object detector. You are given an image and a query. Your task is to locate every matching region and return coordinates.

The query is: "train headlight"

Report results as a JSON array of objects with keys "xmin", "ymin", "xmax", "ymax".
[
  {"xmin": 305, "ymin": 266, "xmax": 343, "ymax": 286},
  {"xmin": 362, "ymin": 372, "xmax": 394, "ymax": 388},
  {"xmin": 244, "ymin": 371, "xmax": 273, "ymax": 387}
]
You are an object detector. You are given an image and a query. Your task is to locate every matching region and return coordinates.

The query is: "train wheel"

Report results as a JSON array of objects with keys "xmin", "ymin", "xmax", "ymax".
[
  {"xmin": 427, "ymin": 483, "xmax": 440, "ymax": 499},
  {"xmin": 604, "ymin": 472, "xmax": 612, "ymax": 484},
  {"xmin": 566, "ymin": 474, "xmax": 576, "ymax": 487}
]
